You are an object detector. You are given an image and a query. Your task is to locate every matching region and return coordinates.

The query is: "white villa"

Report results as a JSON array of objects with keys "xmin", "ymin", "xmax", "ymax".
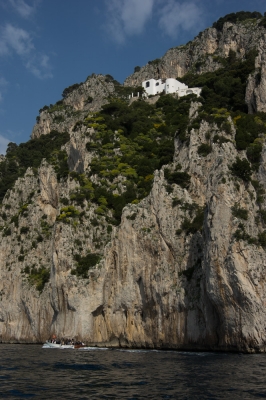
[{"xmin": 141, "ymin": 78, "xmax": 201, "ymax": 98}]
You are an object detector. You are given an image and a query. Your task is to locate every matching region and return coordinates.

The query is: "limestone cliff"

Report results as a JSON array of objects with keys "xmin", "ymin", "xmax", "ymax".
[
  {"xmin": 246, "ymin": 33, "xmax": 266, "ymax": 113},
  {"xmin": 124, "ymin": 19, "xmax": 264, "ymax": 85},
  {"xmin": 1, "ymin": 13, "xmax": 266, "ymax": 353},
  {"xmin": 31, "ymin": 74, "xmax": 116, "ymax": 139}
]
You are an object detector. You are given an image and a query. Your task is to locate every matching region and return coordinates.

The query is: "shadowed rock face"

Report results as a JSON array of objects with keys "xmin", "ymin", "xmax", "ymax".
[{"xmin": 1, "ymin": 19, "xmax": 266, "ymax": 352}]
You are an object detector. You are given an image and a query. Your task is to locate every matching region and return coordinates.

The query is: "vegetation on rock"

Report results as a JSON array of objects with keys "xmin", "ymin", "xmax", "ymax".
[
  {"xmin": 212, "ymin": 11, "xmax": 263, "ymax": 31},
  {"xmin": 71, "ymin": 252, "xmax": 101, "ymax": 278},
  {"xmin": 0, "ymin": 130, "xmax": 69, "ymax": 201}
]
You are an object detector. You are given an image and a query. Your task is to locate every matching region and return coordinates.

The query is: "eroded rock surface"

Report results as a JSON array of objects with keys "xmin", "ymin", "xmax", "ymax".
[{"xmin": 1, "ymin": 18, "xmax": 266, "ymax": 353}]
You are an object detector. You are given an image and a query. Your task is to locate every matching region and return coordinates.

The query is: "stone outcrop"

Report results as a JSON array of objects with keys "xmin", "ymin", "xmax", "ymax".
[
  {"xmin": 246, "ymin": 33, "xmax": 266, "ymax": 113},
  {"xmin": 1, "ymin": 17, "xmax": 266, "ymax": 353},
  {"xmin": 1, "ymin": 105, "xmax": 266, "ymax": 352},
  {"xmin": 125, "ymin": 20, "xmax": 265, "ymax": 87},
  {"xmin": 31, "ymin": 74, "xmax": 116, "ymax": 139}
]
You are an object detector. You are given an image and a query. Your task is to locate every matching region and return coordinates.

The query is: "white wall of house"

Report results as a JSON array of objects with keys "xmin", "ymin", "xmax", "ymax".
[
  {"xmin": 141, "ymin": 78, "xmax": 201, "ymax": 98},
  {"xmin": 142, "ymin": 78, "xmax": 165, "ymax": 96},
  {"xmin": 178, "ymin": 87, "xmax": 202, "ymax": 97},
  {"xmin": 165, "ymin": 78, "xmax": 188, "ymax": 94}
]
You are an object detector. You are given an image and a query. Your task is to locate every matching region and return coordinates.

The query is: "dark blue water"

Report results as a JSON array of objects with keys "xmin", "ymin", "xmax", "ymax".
[{"xmin": 0, "ymin": 345, "xmax": 266, "ymax": 399}]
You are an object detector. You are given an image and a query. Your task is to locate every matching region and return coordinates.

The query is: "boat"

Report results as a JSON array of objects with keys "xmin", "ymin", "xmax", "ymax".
[
  {"xmin": 42, "ymin": 341, "xmax": 74, "ymax": 349},
  {"xmin": 74, "ymin": 343, "xmax": 86, "ymax": 349}
]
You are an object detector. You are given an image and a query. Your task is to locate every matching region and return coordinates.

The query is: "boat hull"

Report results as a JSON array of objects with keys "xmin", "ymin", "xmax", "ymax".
[{"xmin": 42, "ymin": 341, "xmax": 74, "ymax": 349}]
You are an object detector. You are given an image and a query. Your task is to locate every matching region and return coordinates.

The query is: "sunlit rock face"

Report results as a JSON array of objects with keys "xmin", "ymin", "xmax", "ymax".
[
  {"xmin": 1, "ymin": 17, "xmax": 266, "ymax": 353},
  {"xmin": 124, "ymin": 21, "xmax": 264, "ymax": 86}
]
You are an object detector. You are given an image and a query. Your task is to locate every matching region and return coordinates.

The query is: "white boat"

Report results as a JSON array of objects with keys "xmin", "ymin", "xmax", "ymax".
[{"xmin": 42, "ymin": 341, "xmax": 74, "ymax": 349}]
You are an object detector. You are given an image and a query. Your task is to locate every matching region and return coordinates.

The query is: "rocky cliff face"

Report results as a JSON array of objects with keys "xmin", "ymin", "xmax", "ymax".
[
  {"xmin": 1, "ymin": 15, "xmax": 266, "ymax": 352},
  {"xmin": 246, "ymin": 33, "xmax": 266, "ymax": 113},
  {"xmin": 31, "ymin": 74, "xmax": 116, "ymax": 139},
  {"xmin": 124, "ymin": 19, "xmax": 264, "ymax": 86},
  {"xmin": 1, "ymin": 106, "xmax": 266, "ymax": 352}
]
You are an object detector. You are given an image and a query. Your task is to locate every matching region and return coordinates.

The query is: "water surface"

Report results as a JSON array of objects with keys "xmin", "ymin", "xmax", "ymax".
[{"xmin": 1, "ymin": 344, "xmax": 266, "ymax": 399}]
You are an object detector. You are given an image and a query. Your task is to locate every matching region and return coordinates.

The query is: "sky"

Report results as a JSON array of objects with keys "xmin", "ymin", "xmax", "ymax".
[{"xmin": 0, "ymin": 0, "xmax": 265, "ymax": 154}]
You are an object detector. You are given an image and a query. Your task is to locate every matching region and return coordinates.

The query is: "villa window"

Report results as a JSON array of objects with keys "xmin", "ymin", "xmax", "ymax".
[
  {"xmin": 156, "ymin": 82, "xmax": 159, "ymax": 86},
  {"xmin": 146, "ymin": 81, "xmax": 150, "ymax": 88}
]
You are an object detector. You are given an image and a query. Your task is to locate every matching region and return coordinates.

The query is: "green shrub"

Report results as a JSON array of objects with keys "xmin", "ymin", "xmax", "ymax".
[
  {"xmin": 1, "ymin": 212, "xmax": 7, "ymax": 220},
  {"xmin": 73, "ymin": 121, "xmax": 83, "ymax": 131},
  {"xmin": 179, "ymin": 49, "xmax": 257, "ymax": 114},
  {"xmin": 126, "ymin": 213, "xmax": 137, "ymax": 220},
  {"xmin": 11, "ymin": 214, "xmax": 19, "ymax": 228},
  {"xmin": 86, "ymin": 142, "xmax": 98, "ymax": 152},
  {"xmin": 36, "ymin": 235, "xmax": 43, "ymax": 242},
  {"xmin": 148, "ymin": 58, "xmax": 161, "ymax": 65},
  {"xmin": 23, "ymin": 265, "xmax": 30, "ymax": 274},
  {"xmin": 259, "ymin": 16, "xmax": 266, "ymax": 28},
  {"xmin": 221, "ymin": 121, "xmax": 232, "ymax": 134},
  {"xmin": 74, "ymin": 239, "xmax": 82, "ymax": 247},
  {"xmin": 164, "ymin": 168, "xmax": 190, "ymax": 189},
  {"xmin": 246, "ymin": 142, "xmax": 262, "ymax": 170},
  {"xmin": 234, "ymin": 227, "xmax": 257, "ymax": 244},
  {"xmin": 53, "ymin": 115, "xmax": 65, "ymax": 123},
  {"xmin": 20, "ymin": 226, "xmax": 29, "ymax": 234},
  {"xmin": 213, "ymin": 135, "xmax": 231, "ymax": 145},
  {"xmin": 57, "ymin": 206, "xmax": 80, "ymax": 223},
  {"xmin": 60, "ymin": 197, "xmax": 69, "ymax": 206},
  {"xmin": 91, "ymin": 218, "xmax": 99, "ymax": 227},
  {"xmin": 230, "ymin": 157, "xmax": 252, "ymax": 181},
  {"xmin": 231, "ymin": 205, "xmax": 248, "ymax": 220},
  {"xmin": 181, "ymin": 208, "xmax": 205, "ymax": 234},
  {"xmin": 28, "ymin": 266, "xmax": 50, "ymax": 292},
  {"xmin": 258, "ymin": 231, "xmax": 266, "ymax": 247},
  {"xmin": 0, "ymin": 131, "xmax": 70, "ymax": 201},
  {"xmin": 62, "ymin": 82, "xmax": 82, "ymax": 98},
  {"xmin": 172, "ymin": 198, "xmax": 182, "ymax": 207},
  {"xmin": 72, "ymin": 252, "xmax": 101, "ymax": 278},
  {"xmin": 3, "ymin": 227, "xmax": 11, "ymax": 236},
  {"xmin": 251, "ymin": 181, "xmax": 265, "ymax": 204},
  {"xmin": 198, "ymin": 143, "xmax": 212, "ymax": 157},
  {"xmin": 41, "ymin": 220, "xmax": 52, "ymax": 237},
  {"xmin": 213, "ymin": 11, "xmax": 262, "ymax": 31},
  {"xmin": 235, "ymin": 114, "xmax": 266, "ymax": 151},
  {"xmin": 258, "ymin": 210, "xmax": 266, "ymax": 224}
]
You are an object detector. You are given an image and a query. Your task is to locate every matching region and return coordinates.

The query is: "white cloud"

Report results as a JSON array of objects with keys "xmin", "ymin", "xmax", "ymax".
[
  {"xmin": 26, "ymin": 53, "xmax": 53, "ymax": 79},
  {"xmin": 0, "ymin": 23, "xmax": 33, "ymax": 56},
  {"xmin": 0, "ymin": 23, "xmax": 52, "ymax": 79},
  {"xmin": 0, "ymin": 134, "xmax": 10, "ymax": 155},
  {"xmin": 158, "ymin": 0, "xmax": 204, "ymax": 37},
  {"xmin": 8, "ymin": 0, "xmax": 39, "ymax": 19},
  {"xmin": 105, "ymin": 0, "xmax": 154, "ymax": 43}
]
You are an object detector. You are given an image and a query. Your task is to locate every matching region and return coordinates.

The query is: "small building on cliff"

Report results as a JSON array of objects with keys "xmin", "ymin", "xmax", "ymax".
[{"xmin": 142, "ymin": 78, "xmax": 201, "ymax": 97}]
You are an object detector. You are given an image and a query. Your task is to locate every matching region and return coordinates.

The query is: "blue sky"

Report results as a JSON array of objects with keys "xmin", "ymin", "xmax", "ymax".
[{"xmin": 0, "ymin": 0, "xmax": 265, "ymax": 153}]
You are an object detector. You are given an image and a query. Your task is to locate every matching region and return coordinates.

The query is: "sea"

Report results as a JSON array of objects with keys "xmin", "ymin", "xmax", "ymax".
[{"xmin": 0, "ymin": 344, "xmax": 266, "ymax": 399}]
